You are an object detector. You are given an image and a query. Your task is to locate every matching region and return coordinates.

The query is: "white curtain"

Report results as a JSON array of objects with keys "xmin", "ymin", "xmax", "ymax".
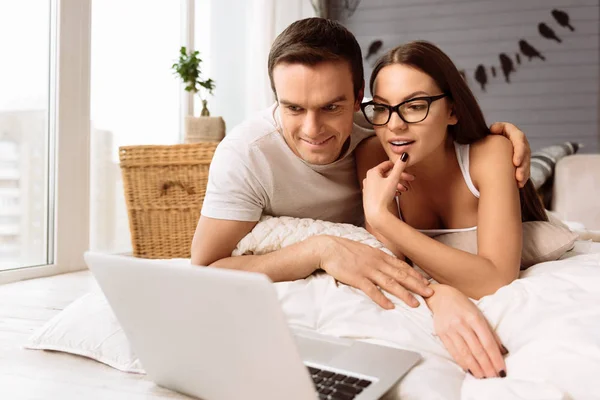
[
  {"xmin": 204, "ymin": 0, "xmax": 315, "ymax": 131},
  {"xmin": 244, "ymin": 0, "xmax": 316, "ymax": 116}
]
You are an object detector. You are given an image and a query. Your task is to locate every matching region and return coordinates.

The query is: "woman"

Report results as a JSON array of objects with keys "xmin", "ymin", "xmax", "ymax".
[{"xmin": 357, "ymin": 41, "xmax": 547, "ymax": 379}]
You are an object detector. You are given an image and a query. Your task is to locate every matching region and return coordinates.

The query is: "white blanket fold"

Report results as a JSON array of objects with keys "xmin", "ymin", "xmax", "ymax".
[
  {"xmin": 27, "ymin": 214, "xmax": 600, "ymax": 400},
  {"xmin": 234, "ymin": 216, "xmax": 600, "ymax": 399}
]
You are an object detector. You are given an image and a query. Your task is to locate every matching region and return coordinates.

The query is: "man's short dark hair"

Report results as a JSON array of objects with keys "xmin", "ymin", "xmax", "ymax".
[{"xmin": 268, "ymin": 17, "xmax": 364, "ymax": 100}]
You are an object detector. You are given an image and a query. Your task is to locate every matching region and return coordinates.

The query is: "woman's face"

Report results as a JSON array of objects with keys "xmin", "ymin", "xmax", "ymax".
[{"xmin": 371, "ymin": 64, "xmax": 457, "ymax": 166}]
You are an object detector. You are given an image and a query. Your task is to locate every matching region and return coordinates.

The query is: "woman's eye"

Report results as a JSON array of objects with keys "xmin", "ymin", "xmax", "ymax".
[{"xmin": 373, "ymin": 105, "xmax": 387, "ymax": 113}]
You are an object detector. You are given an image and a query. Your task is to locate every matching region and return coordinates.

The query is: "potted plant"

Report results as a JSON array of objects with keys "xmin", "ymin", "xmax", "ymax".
[{"xmin": 172, "ymin": 46, "xmax": 225, "ymax": 142}]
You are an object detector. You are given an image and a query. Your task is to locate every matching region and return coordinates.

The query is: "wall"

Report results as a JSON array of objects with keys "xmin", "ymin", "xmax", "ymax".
[
  {"xmin": 203, "ymin": 0, "xmax": 315, "ymax": 132},
  {"xmin": 341, "ymin": 0, "xmax": 600, "ymax": 152}
]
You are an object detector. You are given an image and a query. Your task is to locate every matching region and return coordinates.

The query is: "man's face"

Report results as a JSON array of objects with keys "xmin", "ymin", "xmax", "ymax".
[{"xmin": 272, "ymin": 61, "xmax": 362, "ymax": 165}]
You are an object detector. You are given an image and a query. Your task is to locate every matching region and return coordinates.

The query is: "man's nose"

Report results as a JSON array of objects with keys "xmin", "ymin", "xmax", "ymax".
[{"xmin": 302, "ymin": 112, "xmax": 324, "ymax": 138}]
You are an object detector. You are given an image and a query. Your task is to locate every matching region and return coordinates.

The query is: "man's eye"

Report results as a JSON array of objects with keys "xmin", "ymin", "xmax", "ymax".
[
  {"xmin": 287, "ymin": 106, "xmax": 303, "ymax": 112},
  {"xmin": 323, "ymin": 104, "xmax": 339, "ymax": 112}
]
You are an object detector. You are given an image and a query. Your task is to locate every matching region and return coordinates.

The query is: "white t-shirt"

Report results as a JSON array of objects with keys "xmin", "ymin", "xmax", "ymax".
[{"xmin": 201, "ymin": 104, "xmax": 374, "ymax": 226}]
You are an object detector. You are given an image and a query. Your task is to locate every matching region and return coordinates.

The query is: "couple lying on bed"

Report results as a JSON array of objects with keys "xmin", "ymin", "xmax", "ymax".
[{"xmin": 192, "ymin": 18, "xmax": 545, "ymax": 380}]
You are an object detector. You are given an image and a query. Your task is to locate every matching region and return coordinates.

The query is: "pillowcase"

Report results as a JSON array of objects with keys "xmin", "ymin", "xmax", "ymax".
[
  {"xmin": 530, "ymin": 142, "xmax": 580, "ymax": 189},
  {"xmin": 25, "ymin": 292, "xmax": 145, "ymax": 374},
  {"xmin": 433, "ymin": 220, "xmax": 578, "ymax": 269}
]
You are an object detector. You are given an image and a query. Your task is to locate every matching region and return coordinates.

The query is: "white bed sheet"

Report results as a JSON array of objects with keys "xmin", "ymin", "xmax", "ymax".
[
  {"xmin": 25, "ymin": 241, "xmax": 600, "ymax": 399},
  {"xmin": 274, "ymin": 241, "xmax": 600, "ymax": 400}
]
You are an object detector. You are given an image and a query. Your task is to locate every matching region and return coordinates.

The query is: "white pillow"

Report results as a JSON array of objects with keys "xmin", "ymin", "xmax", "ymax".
[
  {"xmin": 433, "ymin": 220, "xmax": 578, "ymax": 269},
  {"xmin": 25, "ymin": 292, "xmax": 145, "ymax": 374}
]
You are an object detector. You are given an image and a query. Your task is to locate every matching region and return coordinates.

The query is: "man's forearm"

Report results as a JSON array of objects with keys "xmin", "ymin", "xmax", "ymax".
[{"xmin": 207, "ymin": 236, "xmax": 322, "ymax": 282}]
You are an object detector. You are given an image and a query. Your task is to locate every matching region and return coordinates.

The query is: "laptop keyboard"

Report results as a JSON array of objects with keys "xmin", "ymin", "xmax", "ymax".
[{"xmin": 307, "ymin": 366, "xmax": 373, "ymax": 400}]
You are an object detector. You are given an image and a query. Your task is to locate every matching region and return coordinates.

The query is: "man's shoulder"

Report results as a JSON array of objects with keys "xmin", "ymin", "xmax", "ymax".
[
  {"xmin": 213, "ymin": 105, "xmax": 284, "ymax": 169},
  {"xmin": 347, "ymin": 116, "xmax": 375, "ymax": 155},
  {"xmin": 224, "ymin": 104, "xmax": 279, "ymax": 146}
]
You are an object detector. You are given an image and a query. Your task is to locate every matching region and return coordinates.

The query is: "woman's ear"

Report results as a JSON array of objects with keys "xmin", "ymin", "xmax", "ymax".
[{"xmin": 448, "ymin": 105, "xmax": 458, "ymax": 126}]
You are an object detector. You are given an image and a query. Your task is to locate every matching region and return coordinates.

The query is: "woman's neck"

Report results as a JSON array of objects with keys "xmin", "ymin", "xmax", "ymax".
[{"xmin": 406, "ymin": 136, "xmax": 456, "ymax": 182}]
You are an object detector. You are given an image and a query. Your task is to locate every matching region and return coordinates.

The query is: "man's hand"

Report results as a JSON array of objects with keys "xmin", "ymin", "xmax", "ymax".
[
  {"xmin": 490, "ymin": 122, "xmax": 531, "ymax": 188},
  {"xmin": 316, "ymin": 235, "xmax": 433, "ymax": 309}
]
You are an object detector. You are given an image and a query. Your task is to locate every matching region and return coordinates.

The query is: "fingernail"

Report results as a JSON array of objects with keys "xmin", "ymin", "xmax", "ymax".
[
  {"xmin": 400, "ymin": 152, "xmax": 409, "ymax": 162},
  {"xmin": 501, "ymin": 345, "xmax": 509, "ymax": 355},
  {"xmin": 499, "ymin": 370, "xmax": 506, "ymax": 378},
  {"xmin": 425, "ymin": 287, "xmax": 434, "ymax": 296}
]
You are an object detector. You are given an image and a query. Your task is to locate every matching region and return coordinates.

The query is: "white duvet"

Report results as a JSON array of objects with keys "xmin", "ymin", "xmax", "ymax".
[
  {"xmin": 28, "ymin": 216, "xmax": 600, "ymax": 399},
  {"xmin": 236, "ymin": 216, "xmax": 600, "ymax": 400}
]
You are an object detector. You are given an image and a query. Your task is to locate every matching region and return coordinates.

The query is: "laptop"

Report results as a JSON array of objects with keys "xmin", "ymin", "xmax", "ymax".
[{"xmin": 84, "ymin": 252, "xmax": 421, "ymax": 400}]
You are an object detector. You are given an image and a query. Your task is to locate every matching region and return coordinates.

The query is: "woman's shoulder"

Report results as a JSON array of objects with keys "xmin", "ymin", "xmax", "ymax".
[
  {"xmin": 356, "ymin": 135, "xmax": 381, "ymax": 150},
  {"xmin": 355, "ymin": 136, "xmax": 388, "ymax": 179},
  {"xmin": 470, "ymin": 135, "xmax": 513, "ymax": 165},
  {"xmin": 355, "ymin": 135, "xmax": 387, "ymax": 162},
  {"xmin": 469, "ymin": 135, "xmax": 515, "ymax": 183}
]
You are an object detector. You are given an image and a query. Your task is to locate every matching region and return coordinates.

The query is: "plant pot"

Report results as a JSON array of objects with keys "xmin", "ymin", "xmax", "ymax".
[{"xmin": 184, "ymin": 116, "xmax": 226, "ymax": 143}]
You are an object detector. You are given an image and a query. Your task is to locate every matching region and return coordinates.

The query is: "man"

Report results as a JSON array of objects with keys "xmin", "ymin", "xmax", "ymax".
[{"xmin": 191, "ymin": 18, "xmax": 531, "ymax": 309}]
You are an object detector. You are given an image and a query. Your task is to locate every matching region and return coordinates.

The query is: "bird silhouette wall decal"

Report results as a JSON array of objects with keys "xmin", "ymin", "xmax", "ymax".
[
  {"xmin": 365, "ymin": 40, "xmax": 383, "ymax": 60},
  {"xmin": 539, "ymin": 22, "xmax": 562, "ymax": 43},
  {"xmin": 499, "ymin": 53, "xmax": 515, "ymax": 83},
  {"xmin": 519, "ymin": 39, "xmax": 546, "ymax": 61},
  {"xmin": 474, "ymin": 65, "xmax": 487, "ymax": 90},
  {"xmin": 552, "ymin": 9, "xmax": 575, "ymax": 31},
  {"xmin": 372, "ymin": 8, "xmax": 577, "ymax": 93}
]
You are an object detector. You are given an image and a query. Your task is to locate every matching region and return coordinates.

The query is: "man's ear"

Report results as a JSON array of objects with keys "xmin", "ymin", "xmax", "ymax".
[{"xmin": 354, "ymin": 81, "xmax": 365, "ymax": 111}]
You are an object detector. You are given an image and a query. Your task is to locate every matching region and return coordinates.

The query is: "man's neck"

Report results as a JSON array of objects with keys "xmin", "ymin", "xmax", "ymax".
[{"xmin": 336, "ymin": 136, "xmax": 352, "ymax": 161}]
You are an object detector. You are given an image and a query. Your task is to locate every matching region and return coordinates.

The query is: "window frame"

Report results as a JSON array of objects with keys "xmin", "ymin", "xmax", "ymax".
[
  {"xmin": 1, "ymin": 0, "xmax": 195, "ymax": 284},
  {"xmin": 0, "ymin": 0, "xmax": 92, "ymax": 285}
]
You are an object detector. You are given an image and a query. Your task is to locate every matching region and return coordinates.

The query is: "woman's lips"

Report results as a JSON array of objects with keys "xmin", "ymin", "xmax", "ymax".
[{"xmin": 388, "ymin": 140, "xmax": 415, "ymax": 154}]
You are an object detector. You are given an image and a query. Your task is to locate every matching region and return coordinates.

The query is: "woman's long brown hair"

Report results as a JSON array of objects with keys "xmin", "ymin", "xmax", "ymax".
[{"xmin": 370, "ymin": 41, "xmax": 547, "ymax": 222}]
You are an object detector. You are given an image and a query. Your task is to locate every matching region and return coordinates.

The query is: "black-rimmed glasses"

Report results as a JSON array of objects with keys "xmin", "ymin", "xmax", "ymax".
[{"xmin": 361, "ymin": 93, "xmax": 449, "ymax": 126}]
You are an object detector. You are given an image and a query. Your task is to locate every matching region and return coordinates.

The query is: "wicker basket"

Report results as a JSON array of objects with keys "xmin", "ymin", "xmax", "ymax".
[{"xmin": 119, "ymin": 142, "xmax": 219, "ymax": 259}]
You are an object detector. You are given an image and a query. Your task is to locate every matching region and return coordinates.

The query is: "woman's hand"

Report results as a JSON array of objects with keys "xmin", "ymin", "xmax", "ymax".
[
  {"xmin": 362, "ymin": 153, "xmax": 413, "ymax": 229},
  {"xmin": 427, "ymin": 284, "xmax": 509, "ymax": 379}
]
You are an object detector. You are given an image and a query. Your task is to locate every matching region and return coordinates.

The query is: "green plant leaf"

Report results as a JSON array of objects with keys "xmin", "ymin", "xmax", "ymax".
[{"xmin": 172, "ymin": 46, "xmax": 215, "ymax": 97}]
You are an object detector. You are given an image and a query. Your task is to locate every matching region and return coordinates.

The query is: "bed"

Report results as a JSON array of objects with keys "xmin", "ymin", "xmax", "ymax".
[{"xmin": 2, "ymin": 236, "xmax": 599, "ymax": 400}]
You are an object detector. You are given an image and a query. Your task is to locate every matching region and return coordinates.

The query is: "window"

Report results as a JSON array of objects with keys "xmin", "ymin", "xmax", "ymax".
[
  {"xmin": 0, "ymin": 1, "xmax": 51, "ymax": 272},
  {"xmin": 0, "ymin": 0, "xmax": 92, "ymax": 284}
]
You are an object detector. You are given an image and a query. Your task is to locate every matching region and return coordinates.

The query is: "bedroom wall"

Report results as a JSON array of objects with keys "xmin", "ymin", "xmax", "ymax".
[{"xmin": 340, "ymin": 0, "xmax": 600, "ymax": 153}]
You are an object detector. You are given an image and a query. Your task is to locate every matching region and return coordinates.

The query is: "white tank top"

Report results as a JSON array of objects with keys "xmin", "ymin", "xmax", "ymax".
[{"xmin": 397, "ymin": 142, "xmax": 479, "ymax": 237}]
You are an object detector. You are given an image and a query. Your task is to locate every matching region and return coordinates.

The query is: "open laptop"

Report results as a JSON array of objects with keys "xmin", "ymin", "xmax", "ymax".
[{"xmin": 84, "ymin": 252, "xmax": 421, "ymax": 400}]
